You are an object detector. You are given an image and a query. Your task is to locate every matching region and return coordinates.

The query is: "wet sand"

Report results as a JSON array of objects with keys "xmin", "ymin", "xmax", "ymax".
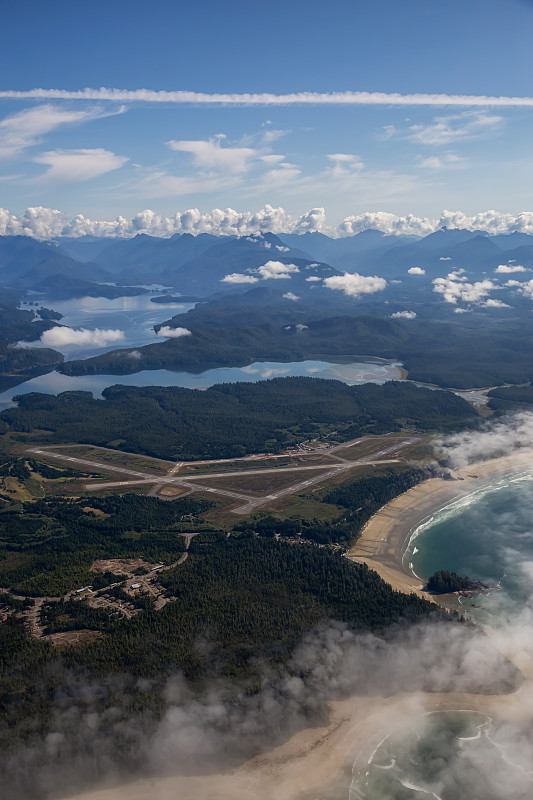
[
  {"xmin": 66, "ymin": 684, "xmax": 531, "ymax": 800},
  {"xmin": 65, "ymin": 451, "xmax": 533, "ymax": 800},
  {"xmin": 346, "ymin": 450, "xmax": 533, "ymax": 599}
]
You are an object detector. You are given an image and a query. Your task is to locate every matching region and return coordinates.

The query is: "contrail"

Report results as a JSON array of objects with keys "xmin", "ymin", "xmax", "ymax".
[{"xmin": 1, "ymin": 88, "xmax": 533, "ymax": 107}]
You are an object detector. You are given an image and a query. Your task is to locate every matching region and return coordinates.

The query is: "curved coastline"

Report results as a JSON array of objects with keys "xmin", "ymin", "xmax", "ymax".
[{"xmin": 346, "ymin": 450, "xmax": 533, "ymax": 602}]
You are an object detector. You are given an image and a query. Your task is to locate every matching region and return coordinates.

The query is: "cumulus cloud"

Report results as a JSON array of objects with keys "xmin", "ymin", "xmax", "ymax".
[
  {"xmin": 408, "ymin": 266, "xmax": 425, "ymax": 275},
  {"xmin": 440, "ymin": 256, "xmax": 452, "ymax": 261},
  {"xmin": 482, "ymin": 298, "xmax": 510, "ymax": 308},
  {"xmin": 305, "ymin": 276, "xmax": 320, "ymax": 282},
  {"xmin": 221, "ymin": 273, "xmax": 259, "ymax": 284},
  {"xmin": 256, "ymin": 260, "xmax": 300, "ymax": 280},
  {"xmin": 24, "ymin": 326, "xmax": 126, "ymax": 348},
  {"xmin": 495, "ymin": 264, "xmax": 527, "ymax": 273},
  {"xmin": 282, "ymin": 292, "xmax": 300, "ymax": 300},
  {"xmin": 432, "ymin": 274, "xmax": 498, "ymax": 305},
  {"xmin": 339, "ymin": 210, "xmax": 533, "ymax": 237},
  {"xmin": 3, "ymin": 206, "xmax": 533, "ymax": 241},
  {"xmin": 156, "ymin": 326, "xmax": 192, "ymax": 338},
  {"xmin": 34, "ymin": 148, "xmax": 128, "ymax": 182},
  {"xmin": 391, "ymin": 310, "xmax": 417, "ymax": 319},
  {"xmin": 505, "ymin": 279, "xmax": 533, "ymax": 299},
  {"xmin": 323, "ymin": 272, "xmax": 387, "ymax": 297}
]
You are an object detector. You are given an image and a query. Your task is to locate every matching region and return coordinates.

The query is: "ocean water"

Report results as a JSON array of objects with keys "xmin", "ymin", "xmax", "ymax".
[
  {"xmin": 350, "ymin": 711, "xmax": 533, "ymax": 800},
  {"xmin": 402, "ymin": 468, "xmax": 533, "ymax": 613}
]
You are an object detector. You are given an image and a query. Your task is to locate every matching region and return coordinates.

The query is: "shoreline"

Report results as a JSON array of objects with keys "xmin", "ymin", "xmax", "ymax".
[
  {"xmin": 346, "ymin": 450, "xmax": 533, "ymax": 602},
  {"xmin": 63, "ymin": 451, "xmax": 533, "ymax": 800}
]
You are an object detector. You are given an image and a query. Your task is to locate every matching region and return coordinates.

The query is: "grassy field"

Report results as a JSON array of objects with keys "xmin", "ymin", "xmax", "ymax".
[
  {"xmin": 195, "ymin": 467, "xmax": 336, "ymax": 496},
  {"xmin": 35, "ymin": 445, "xmax": 174, "ymax": 475}
]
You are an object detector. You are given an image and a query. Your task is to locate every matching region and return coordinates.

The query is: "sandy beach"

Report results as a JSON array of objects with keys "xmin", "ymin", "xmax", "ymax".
[
  {"xmin": 65, "ymin": 450, "xmax": 533, "ymax": 800},
  {"xmin": 346, "ymin": 449, "xmax": 533, "ymax": 599},
  {"xmin": 66, "ymin": 684, "xmax": 532, "ymax": 800}
]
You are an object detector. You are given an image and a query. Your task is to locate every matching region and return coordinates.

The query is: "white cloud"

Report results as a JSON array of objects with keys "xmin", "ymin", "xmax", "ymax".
[
  {"xmin": 305, "ymin": 276, "xmax": 321, "ymax": 282},
  {"xmin": 2, "ymin": 205, "xmax": 533, "ymax": 241},
  {"xmin": 0, "ymin": 205, "xmax": 327, "ymax": 240},
  {"xmin": 36, "ymin": 326, "xmax": 125, "ymax": 348},
  {"xmin": 221, "ymin": 273, "xmax": 259, "ymax": 284},
  {"xmin": 495, "ymin": 264, "xmax": 527, "ymax": 273},
  {"xmin": 417, "ymin": 153, "xmax": 465, "ymax": 169},
  {"xmin": 0, "ymin": 103, "xmax": 125, "ymax": 160},
  {"xmin": 33, "ymin": 148, "xmax": 128, "ymax": 182},
  {"xmin": 339, "ymin": 210, "xmax": 533, "ymax": 237},
  {"xmin": 482, "ymin": 298, "xmax": 510, "ymax": 308},
  {"xmin": 156, "ymin": 326, "xmax": 192, "ymax": 338},
  {"xmin": 400, "ymin": 112, "xmax": 503, "ymax": 146},
  {"xmin": 282, "ymin": 292, "xmax": 300, "ymax": 300},
  {"xmin": 432, "ymin": 275, "xmax": 498, "ymax": 304},
  {"xmin": 323, "ymin": 272, "xmax": 387, "ymax": 297},
  {"xmin": 4, "ymin": 88, "xmax": 533, "ymax": 107},
  {"xmin": 506, "ymin": 279, "xmax": 533, "ymax": 299},
  {"xmin": 408, "ymin": 266, "xmax": 425, "ymax": 275},
  {"xmin": 439, "ymin": 256, "xmax": 452, "ymax": 261},
  {"xmin": 256, "ymin": 261, "xmax": 300, "ymax": 280},
  {"xmin": 447, "ymin": 269, "xmax": 467, "ymax": 281},
  {"xmin": 391, "ymin": 310, "xmax": 417, "ymax": 319},
  {"xmin": 167, "ymin": 135, "xmax": 257, "ymax": 174}
]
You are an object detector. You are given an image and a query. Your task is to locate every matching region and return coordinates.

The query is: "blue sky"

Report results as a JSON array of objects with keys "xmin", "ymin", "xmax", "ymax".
[{"xmin": 1, "ymin": 0, "xmax": 533, "ymax": 236}]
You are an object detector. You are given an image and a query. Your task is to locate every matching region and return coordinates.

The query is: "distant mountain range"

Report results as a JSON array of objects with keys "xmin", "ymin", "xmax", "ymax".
[{"xmin": 0, "ymin": 227, "xmax": 532, "ymax": 300}]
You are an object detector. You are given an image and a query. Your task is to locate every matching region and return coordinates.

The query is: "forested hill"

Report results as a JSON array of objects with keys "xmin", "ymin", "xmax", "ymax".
[
  {"xmin": 1, "ymin": 378, "xmax": 477, "ymax": 460},
  {"xmin": 57, "ymin": 313, "xmax": 533, "ymax": 390}
]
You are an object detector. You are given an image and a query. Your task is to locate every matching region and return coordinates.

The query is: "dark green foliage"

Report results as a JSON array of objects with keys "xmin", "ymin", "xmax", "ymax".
[
  {"xmin": 0, "ymin": 538, "xmax": 441, "ymax": 777},
  {"xmin": 487, "ymin": 384, "xmax": 533, "ymax": 412},
  {"xmin": 2, "ymin": 379, "xmax": 477, "ymax": 460},
  {"xmin": 426, "ymin": 570, "xmax": 478, "ymax": 594},
  {"xmin": 0, "ymin": 340, "xmax": 62, "ymax": 373},
  {"xmin": 0, "ymin": 495, "xmax": 205, "ymax": 595},
  {"xmin": 321, "ymin": 468, "xmax": 426, "ymax": 539},
  {"xmin": 58, "ymin": 313, "xmax": 533, "ymax": 389},
  {"xmin": 0, "ymin": 458, "xmax": 30, "ymax": 480}
]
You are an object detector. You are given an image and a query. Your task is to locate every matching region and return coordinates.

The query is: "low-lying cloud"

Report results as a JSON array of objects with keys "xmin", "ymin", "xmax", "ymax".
[
  {"xmin": 435, "ymin": 411, "xmax": 533, "ymax": 469},
  {"xmin": 323, "ymin": 272, "xmax": 387, "ymax": 297},
  {"xmin": 257, "ymin": 260, "xmax": 300, "ymax": 279},
  {"xmin": 408, "ymin": 266, "xmax": 425, "ymax": 275},
  {"xmin": 495, "ymin": 264, "xmax": 527, "ymax": 273},
  {"xmin": 156, "ymin": 326, "xmax": 192, "ymax": 338},
  {"xmin": 391, "ymin": 310, "xmax": 416, "ymax": 319},
  {"xmin": 28, "ymin": 326, "xmax": 126, "ymax": 348},
  {"xmin": 221, "ymin": 272, "xmax": 259, "ymax": 284},
  {"xmin": 433, "ymin": 274, "xmax": 498, "ymax": 305}
]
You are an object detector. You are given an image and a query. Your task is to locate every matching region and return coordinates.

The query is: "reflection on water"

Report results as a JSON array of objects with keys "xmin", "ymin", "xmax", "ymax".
[
  {"xmin": 0, "ymin": 359, "xmax": 404, "ymax": 408},
  {"xmin": 20, "ymin": 291, "xmax": 195, "ymax": 360},
  {"xmin": 350, "ymin": 712, "xmax": 533, "ymax": 800}
]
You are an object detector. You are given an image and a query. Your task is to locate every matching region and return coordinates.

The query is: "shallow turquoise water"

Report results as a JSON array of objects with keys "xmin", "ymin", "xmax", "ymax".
[{"xmin": 404, "ymin": 469, "xmax": 533, "ymax": 606}]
